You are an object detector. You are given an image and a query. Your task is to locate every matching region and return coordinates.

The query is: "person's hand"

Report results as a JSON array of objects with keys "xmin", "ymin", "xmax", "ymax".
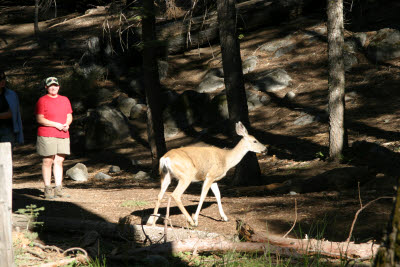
[
  {"xmin": 62, "ymin": 124, "xmax": 69, "ymax": 132},
  {"xmin": 55, "ymin": 123, "xmax": 64, "ymax": 131}
]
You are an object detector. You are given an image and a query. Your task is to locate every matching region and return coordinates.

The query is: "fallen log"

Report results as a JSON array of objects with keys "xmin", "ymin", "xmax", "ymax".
[
  {"xmin": 38, "ymin": 254, "xmax": 88, "ymax": 267},
  {"xmin": 111, "ymin": 236, "xmax": 303, "ymax": 259},
  {"xmin": 237, "ymin": 220, "xmax": 379, "ymax": 260},
  {"xmin": 14, "ymin": 215, "xmax": 222, "ymax": 243}
]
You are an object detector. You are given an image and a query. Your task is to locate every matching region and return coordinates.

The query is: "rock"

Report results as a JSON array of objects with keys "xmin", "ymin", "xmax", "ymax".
[
  {"xmin": 109, "ymin": 166, "xmax": 121, "ymax": 174},
  {"xmin": 345, "ymin": 91, "xmax": 359, "ymax": 101},
  {"xmin": 210, "ymin": 93, "xmax": 229, "ymax": 121},
  {"xmin": 353, "ymin": 32, "xmax": 367, "ymax": 47},
  {"xmin": 293, "ymin": 113, "xmax": 316, "ymax": 126},
  {"xmin": 135, "ymin": 171, "xmax": 150, "ymax": 180},
  {"xmin": 71, "ymin": 100, "xmax": 86, "ymax": 114},
  {"xmin": 66, "ymin": 163, "xmax": 89, "ymax": 182},
  {"xmin": 85, "ymin": 106, "xmax": 130, "ymax": 150},
  {"xmin": 97, "ymin": 88, "xmax": 113, "ymax": 104},
  {"xmin": 274, "ymin": 43, "xmax": 296, "ymax": 58},
  {"xmin": 242, "ymin": 56, "xmax": 258, "ymax": 74},
  {"xmin": 344, "ymin": 51, "xmax": 358, "ymax": 71},
  {"xmin": 128, "ymin": 78, "xmax": 145, "ymax": 96},
  {"xmin": 129, "ymin": 104, "xmax": 147, "ymax": 120},
  {"xmin": 367, "ymin": 28, "xmax": 400, "ymax": 62},
  {"xmin": 118, "ymin": 97, "xmax": 137, "ymax": 118},
  {"xmin": 246, "ymin": 90, "xmax": 270, "ymax": 111},
  {"xmin": 252, "ymin": 68, "xmax": 292, "ymax": 92},
  {"xmin": 163, "ymin": 90, "xmax": 212, "ymax": 134},
  {"xmin": 87, "ymin": 36, "xmax": 101, "ymax": 55},
  {"xmin": 260, "ymin": 37, "xmax": 294, "ymax": 53},
  {"xmin": 95, "ymin": 172, "xmax": 112, "ymax": 180},
  {"xmin": 196, "ymin": 68, "xmax": 225, "ymax": 93},
  {"xmin": 131, "ymin": 159, "xmax": 141, "ymax": 166},
  {"xmin": 284, "ymin": 91, "xmax": 296, "ymax": 100}
]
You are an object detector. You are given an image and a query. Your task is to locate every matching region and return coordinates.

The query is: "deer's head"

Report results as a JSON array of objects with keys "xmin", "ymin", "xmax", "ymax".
[{"xmin": 236, "ymin": 121, "xmax": 267, "ymax": 154}]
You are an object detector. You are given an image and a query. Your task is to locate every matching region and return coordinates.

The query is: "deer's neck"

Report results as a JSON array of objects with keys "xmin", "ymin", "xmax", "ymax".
[{"xmin": 226, "ymin": 138, "xmax": 249, "ymax": 169}]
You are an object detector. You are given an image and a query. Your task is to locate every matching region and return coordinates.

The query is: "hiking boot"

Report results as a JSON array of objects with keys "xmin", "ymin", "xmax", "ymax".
[
  {"xmin": 54, "ymin": 185, "xmax": 70, "ymax": 198},
  {"xmin": 44, "ymin": 186, "xmax": 54, "ymax": 199}
]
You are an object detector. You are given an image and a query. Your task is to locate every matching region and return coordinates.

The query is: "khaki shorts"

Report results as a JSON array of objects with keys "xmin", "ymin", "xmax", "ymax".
[{"xmin": 37, "ymin": 136, "xmax": 70, "ymax": 157}]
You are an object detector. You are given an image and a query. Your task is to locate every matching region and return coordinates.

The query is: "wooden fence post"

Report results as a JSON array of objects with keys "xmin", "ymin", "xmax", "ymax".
[{"xmin": 0, "ymin": 142, "xmax": 14, "ymax": 267}]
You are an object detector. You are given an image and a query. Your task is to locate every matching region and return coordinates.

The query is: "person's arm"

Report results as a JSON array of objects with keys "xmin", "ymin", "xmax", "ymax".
[
  {"xmin": 36, "ymin": 114, "xmax": 64, "ymax": 130},
  {"xmin": 62, "ymin": 113, "xmax": 73, "ymax": 132},
  {"xmin": 0, "ymin": 109, "xmax": 12, "ymax": 119}
]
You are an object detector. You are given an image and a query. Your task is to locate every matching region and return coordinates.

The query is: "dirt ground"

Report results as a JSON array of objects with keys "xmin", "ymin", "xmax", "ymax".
[{"xmin": 3, "ymin": 5, "xmax": 400, "ymax": 265}]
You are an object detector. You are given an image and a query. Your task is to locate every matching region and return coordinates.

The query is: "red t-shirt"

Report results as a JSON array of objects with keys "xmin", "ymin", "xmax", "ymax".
[{"xmin": 35, "ymin": 95, "xmax": 73, "ymax": 138}]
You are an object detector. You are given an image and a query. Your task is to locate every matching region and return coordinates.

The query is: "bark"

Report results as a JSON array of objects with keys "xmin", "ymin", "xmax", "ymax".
[
  {"xmin": 237, "ymin": 221, "xmax": 379, "ymax": 260},
  {"xmin": 142, "ymin": 0, "xmax": 167, "ymax": 174},
  {"xmin": 327, "ymin": 0, "xmax": 347, "ymax": 160},
  {"xmin": 373, "ymin": 177, "xmax": 400, "ymax": 266},
  {"xmin": 34, "ymin": 0, "xmax": 40, "ymax": 40},
  {"xmin": 217, "ymin": 0, "xmax": 261, "ymax": 186}
]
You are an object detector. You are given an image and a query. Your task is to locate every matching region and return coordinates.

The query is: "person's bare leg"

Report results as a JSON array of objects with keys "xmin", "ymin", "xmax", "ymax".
[
  {"xmin": 42, "ymin": 156, "xmax": 54, "ymax": 186},
  {"xmin": 53, "ymin": 154, "xmax": 65, "ymax": 186}
]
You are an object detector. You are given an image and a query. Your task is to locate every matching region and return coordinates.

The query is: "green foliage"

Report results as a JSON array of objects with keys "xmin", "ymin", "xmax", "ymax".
[
  {"xmin": 121, "ymin": 199, "xmax": 149, "ymax": 207},
  {"xmin": 315, "ymin": 151, "xmax": 326, "ymax": 160},
  {"xmin": 86, "ymin": 256, "xmax": 107, "ymax": 267},
  {"xmin": 16, "ymin": 204, "xmax": 45, "ymax": 229}
]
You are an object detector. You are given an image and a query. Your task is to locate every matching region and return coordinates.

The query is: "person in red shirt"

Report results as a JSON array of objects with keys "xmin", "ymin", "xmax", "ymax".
[{"xmin": 35, "ymin": 77, "xmax": 73, "ymax": 199}]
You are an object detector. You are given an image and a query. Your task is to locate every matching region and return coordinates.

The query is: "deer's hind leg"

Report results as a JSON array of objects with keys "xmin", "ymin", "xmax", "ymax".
[
  {"xmin": 192, "ymin": 177, "xmax": 214, "ymax": 226},
  {"xmin": 147, "ymin": 171, "xmax": 171, "ymax": 226},
  {"xmin": 171, "ymin": 177, "xmax": 195, "ymax": 226}
]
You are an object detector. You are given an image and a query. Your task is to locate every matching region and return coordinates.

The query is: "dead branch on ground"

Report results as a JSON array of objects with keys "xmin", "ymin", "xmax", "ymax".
[{"xmin": 237, "ymin": 220, "xmax": 378, "ymax": 260}]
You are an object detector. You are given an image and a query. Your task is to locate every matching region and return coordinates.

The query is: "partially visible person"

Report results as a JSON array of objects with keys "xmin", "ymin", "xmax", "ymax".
[
  {"xmin": 0, "ymin": 70, "xmax": 24, "ymax": 146},
  {"xmin": 35, "ymin": 77, "xmax": 72, "ymax": 199}
]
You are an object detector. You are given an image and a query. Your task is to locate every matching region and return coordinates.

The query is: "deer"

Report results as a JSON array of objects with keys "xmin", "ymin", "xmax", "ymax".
[{"xmin": 147, "ymin": 121, "xmax": 267, "ymax": 227}]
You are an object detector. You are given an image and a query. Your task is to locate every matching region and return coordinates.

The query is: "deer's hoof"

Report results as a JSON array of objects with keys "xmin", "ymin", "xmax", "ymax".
[
  {"xmin": 146, "ymin": 214, "xmax": 160, "ymax": 226},
  {"xmin": 189, "ymin": 219, "xmax": 198, "ymax": 227}
]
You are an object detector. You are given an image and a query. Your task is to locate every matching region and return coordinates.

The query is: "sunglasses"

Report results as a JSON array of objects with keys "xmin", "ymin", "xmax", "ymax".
[{"xmin": 46, "ymin": 78, "xmax": 58, "ymax": 84}]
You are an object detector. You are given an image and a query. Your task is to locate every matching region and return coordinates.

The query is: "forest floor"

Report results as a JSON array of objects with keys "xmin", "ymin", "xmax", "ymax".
[{"xmin": 2, "ymin": 5, "xmax": 400, "ymax": 266}]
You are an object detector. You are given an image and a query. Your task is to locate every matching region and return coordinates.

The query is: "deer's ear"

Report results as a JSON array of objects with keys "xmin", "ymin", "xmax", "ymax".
[{"xmin": 235, "ymin": 121, "xmax": 248, "ymax": 136}]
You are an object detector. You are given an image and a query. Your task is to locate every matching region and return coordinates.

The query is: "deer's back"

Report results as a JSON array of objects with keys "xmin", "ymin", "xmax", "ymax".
[{"xmin": 162, "ymin": 146, "xmax": 228, "ymax": 181}]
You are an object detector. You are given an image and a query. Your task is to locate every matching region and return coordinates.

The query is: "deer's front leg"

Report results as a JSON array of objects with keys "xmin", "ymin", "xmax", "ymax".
[
  {"xmin": 210, "ymin": 182, "xmax": 228, "ymax": 222},
  {"xmin": 192, "ymin": 178, "xmax": 214, "ymax": 226}
]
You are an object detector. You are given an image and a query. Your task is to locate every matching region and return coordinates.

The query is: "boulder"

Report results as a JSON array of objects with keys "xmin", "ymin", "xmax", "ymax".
[
  {"xmin": 129, "ymin": 104, "xmax": 147, "ymax": 120},
  {"xmin": 242, "ymin": 56, "xmax": 258, "ymax": 74},
  {"xmin": 260, "ymin": 37, "xmax": 294, "ymax": 53},
  {"xmin": 85, "ymin": 106, "xmax": 130, "ymax": 150},
  {"xmin": 252, "ymin": 68, "xmax": 292, "ymax": 92},
  {"xmin": 367, "ymin": 28, "xmax": 400, "ymax": 62},
  {"xmin": 66, "ymin": 163, "xmax": 89, "ymax": 182},
  {"xmin": 118, "ymin": 97, "xmax": 137, "ymax": 118},
  {"xmin": 196, "ymin": 68, "xmax": 225, "ymax": 93},
  {"xmin": 94, "ymin": 172, "xmax": 112, "ymax": 180}
]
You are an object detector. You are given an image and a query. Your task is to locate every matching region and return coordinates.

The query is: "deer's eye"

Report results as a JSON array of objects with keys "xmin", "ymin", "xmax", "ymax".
[{"xmin": 253, "ymin": 141, "xmax": 257, "ymax": 143}]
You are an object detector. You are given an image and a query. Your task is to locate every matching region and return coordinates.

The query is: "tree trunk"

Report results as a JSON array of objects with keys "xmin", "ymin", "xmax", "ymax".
[
  {"xmin": 373, "ymin": 178, "xmax": 400, "ymax": 266},
  {"xmin": 327, "ymin": 0, "xmax": 347, "ymax": 160},
  {"xmin": 217, "ymin": 0, "xmax": 261, "ymax": 186},
  {"xmin": 34, "ymin": 0, "xmax": 40, "ymax": 40},
  {"xmin": 142, "ymin": 0, "xmax": 167, "ymax": 174}
]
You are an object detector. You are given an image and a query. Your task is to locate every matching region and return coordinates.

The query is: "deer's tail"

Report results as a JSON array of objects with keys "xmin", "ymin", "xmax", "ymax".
[{"xmin": 159, "ymin": 156, "xmax": 172, "ymax": 176}]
